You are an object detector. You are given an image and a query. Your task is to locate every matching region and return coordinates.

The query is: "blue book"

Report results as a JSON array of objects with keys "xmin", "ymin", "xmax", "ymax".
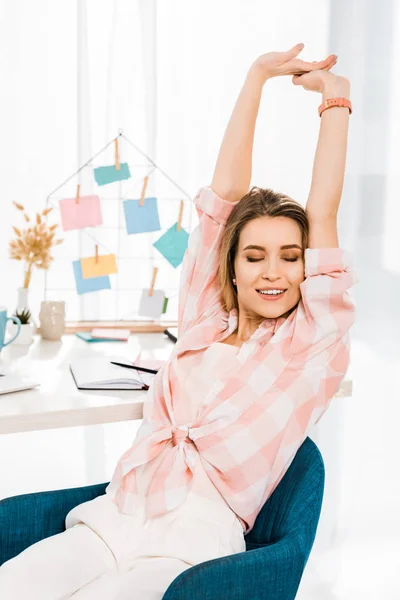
[{"xmin": 75, "ymin": 332, "xmax": 123, "ymax": 343}]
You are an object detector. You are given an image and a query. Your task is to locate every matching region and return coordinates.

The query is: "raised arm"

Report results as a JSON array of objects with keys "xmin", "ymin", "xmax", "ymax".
[
  {"xmin": 292, "ymin": 69, "xmax": 351, "ymax": 247},
  {"xmin": 284, "ymin": 69, "xmax": 357, "ymax": 357},
  {"xmin": 210, "ymin": 67, "xmax": 264, "ymax": 202},
  {"xmin": 211, "ymin": 44, "xmax": 337, "ymax": 203},
  {"xmin": 178, "ymin": 46, "xmax": 338, "ymax": 335}
]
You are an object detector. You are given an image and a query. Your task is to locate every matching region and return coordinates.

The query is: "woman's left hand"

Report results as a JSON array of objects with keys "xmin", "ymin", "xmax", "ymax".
[{"xmin": 292, "ymin": 70, "xmax": 350, "ymax": 95}]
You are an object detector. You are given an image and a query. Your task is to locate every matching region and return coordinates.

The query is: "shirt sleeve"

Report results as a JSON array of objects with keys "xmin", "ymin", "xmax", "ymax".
[
  {"xmin": 178, "ymin": 186, "xmax": 240, "ymax": 336},
  {"xmin": 287, "ymin": 247, "xmax": 359, "ymax": 357}
]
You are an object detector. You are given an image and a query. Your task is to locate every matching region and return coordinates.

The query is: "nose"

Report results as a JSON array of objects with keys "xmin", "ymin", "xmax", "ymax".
[{"xmin": 261, "ymin": 258, "xmax": 281, "ymax": 280}]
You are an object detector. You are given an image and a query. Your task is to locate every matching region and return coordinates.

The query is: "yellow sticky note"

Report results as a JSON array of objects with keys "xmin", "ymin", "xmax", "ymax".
[{"xmin": 81, "ymin": 253, "xmax": 118, "ymax": 279}]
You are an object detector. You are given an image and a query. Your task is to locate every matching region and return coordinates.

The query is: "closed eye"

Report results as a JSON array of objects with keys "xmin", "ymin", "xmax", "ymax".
[{"xmin": 246, "ymin": 257, "xmax": 299, "ymax": 263}]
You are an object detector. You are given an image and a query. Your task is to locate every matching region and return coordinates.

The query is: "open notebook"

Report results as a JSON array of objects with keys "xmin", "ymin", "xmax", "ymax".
[
  {"xmin": 70, "ymin": 336, "xmax": 173, "ymax": 391},
  {"xmin": 70, "ymin": 356, "xmax": 153, "ymax": 390}
]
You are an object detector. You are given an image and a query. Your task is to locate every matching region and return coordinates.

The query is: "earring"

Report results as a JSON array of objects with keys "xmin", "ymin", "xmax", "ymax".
[{"xmin": 233, "ymin": 278, "xmax": 236, "ymax": 284}]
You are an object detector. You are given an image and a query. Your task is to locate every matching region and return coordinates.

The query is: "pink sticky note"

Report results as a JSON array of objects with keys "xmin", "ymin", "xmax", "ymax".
[{"xmin": 59, "ymin": 195, "xmax": 103, "ymax": 231}]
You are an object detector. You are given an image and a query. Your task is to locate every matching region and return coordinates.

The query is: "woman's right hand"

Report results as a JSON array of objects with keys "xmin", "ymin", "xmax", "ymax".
[{"xmin": 249, "ymin": 43, "xmax": 337, "ymax": 86}]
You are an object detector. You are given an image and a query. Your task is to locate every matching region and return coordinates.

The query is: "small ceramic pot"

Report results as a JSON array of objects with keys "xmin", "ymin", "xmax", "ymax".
[{"xmin": 7, "ymin": 322, "xmax": 35, "ymax": 345}]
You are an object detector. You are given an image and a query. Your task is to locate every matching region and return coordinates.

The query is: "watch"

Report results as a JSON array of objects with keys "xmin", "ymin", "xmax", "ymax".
[{"xmin": 318, "ymin": 97, "xmax": 352, "ymax": 117}]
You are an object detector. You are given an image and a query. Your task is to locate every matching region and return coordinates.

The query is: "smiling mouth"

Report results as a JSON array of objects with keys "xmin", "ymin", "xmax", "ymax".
[
  {"xmin": 255, "ymin": 290, "xmax": 286, "ymax": 302},
  {"xmin": 256, "ymin": 289, "xmax": 287, "ymax": 292}
]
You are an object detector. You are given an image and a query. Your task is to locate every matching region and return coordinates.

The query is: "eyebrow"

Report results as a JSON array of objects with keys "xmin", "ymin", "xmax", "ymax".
[{"xmin": 242, "ymin": 244, "xmax": 302, "ymax": 251}]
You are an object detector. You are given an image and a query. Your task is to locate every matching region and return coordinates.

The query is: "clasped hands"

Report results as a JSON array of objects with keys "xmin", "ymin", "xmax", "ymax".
[{"xmin": 249, "ymin": 43, "xmax": 349, "ymax": 94}]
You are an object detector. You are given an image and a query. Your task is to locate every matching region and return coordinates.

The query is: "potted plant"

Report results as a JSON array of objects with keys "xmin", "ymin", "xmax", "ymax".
[
  {"xmin": 9, "ymin": 202, "xmax": 63, "ymax": 315},
  {"xmin": 8, "ymin": 309, "xmax": 35, "ymax": 345}
]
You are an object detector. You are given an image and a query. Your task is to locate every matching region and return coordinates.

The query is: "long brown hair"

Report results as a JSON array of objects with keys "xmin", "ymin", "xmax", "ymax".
[{"xmin": 217, "ymin": 186, "xmax": 309, "ymax": 313}]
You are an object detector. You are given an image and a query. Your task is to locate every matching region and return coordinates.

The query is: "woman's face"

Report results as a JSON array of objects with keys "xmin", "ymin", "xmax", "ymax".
[{"xmin": 233, "ymin": 215, "xmax": 305, "ymax": 321}]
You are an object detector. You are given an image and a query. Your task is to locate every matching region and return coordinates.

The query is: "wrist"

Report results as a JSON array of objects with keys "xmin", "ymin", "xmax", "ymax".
[
  {"xmin": 246, "ymin": 64, "xmax": 270, "ymax": 89},
  {"xmin": 322, "ymin": 75, "xmax": 350, "ymax": 100}
]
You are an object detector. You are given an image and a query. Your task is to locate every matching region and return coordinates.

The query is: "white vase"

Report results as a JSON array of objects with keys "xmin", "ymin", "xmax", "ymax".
[
  {"xmin": 17, "ymin": 287, "xmax": 29, "ymax": 312},
  {"xmin": 7, "ymin": 322, "xmax": 35, "ymax": 346},
  {"xmin": 16, "ymin": 286, "xmax": 38, "ymax": 328}
]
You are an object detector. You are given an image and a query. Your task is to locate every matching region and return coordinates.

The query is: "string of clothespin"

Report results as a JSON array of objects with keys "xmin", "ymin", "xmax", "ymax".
[
  {"xmin": 139, "ymin": 175, "xmax": 149, "ymax": 207},
  {"xmin": 114, "ymin": 137, "xmax": 120, "ymax": 171},
  {"xmin": 176, "ymin": 200, "xmax": 184, "ymax": 231},
  {"xmin": 148, "ymin": 266, "xmax": 158, "ymax": 297},
  {"xmin": 75, "ymin": 184, "xmax": 80, "ymax": 205},
  {"xmin": 95, "ymin": 244, "xmax": 99, "ymax": 264}
]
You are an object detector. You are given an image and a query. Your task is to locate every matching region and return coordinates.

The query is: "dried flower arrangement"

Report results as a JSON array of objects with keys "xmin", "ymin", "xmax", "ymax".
[{"xmin": 9, "ymin": 203, "xmax": 63, "ymax": 288}]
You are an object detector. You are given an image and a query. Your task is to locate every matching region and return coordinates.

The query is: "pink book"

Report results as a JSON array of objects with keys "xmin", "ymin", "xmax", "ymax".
[{"xmin": 91, "ymin": 328, "xmax": 130, "ymax": 341}]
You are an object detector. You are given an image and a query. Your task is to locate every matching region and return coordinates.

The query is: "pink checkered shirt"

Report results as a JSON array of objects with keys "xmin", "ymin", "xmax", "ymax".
[{"xmin": 106, "ymin": 186, "xmax": 358, "ymax": 534}]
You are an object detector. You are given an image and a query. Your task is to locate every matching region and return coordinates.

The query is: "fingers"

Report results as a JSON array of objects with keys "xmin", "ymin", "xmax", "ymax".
[
  {"xmin": 322, "ymin": 61, "xmax": 336, "ymax": 72},
  {"xmin": 291, "ymin": 57, "xmax": 336, "ymax": 77},
  {"xmin": 292, "ymin": 74, "xmax": 303, "ymax": 85},
  {"xmin": 309, "ymin": 54, "xmax": 337, "ymax": 69},
  {"xmin": 286, "ymin": 42, "xmax": 305, "ymax": 57}
]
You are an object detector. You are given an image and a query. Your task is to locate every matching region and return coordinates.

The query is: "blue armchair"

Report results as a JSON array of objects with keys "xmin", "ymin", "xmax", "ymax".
[{"xmin": 0, "ymin": 436, "xmax": 324, "ymax": 600}]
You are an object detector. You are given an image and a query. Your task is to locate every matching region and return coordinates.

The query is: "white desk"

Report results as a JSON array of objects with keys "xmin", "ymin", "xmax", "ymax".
[
  {"xmin": 0, "ymin": 333, "xmax": 176, "ymax": 434},
  {"xmin": 0, "ymin": 333, "xmax": 353, "ymax": 435},
  {"xmin": 0, "ymin": 333, "xmax": 352, "ymax": 435}
]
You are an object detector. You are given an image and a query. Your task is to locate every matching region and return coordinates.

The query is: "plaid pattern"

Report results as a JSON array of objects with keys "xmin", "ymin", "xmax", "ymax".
[{"xmin": 106, "ymin": 186, "xmax": 359, "ymax": 534}]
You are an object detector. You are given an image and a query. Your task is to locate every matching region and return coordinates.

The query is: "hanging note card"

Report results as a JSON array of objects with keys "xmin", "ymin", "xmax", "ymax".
[
  {"xmin": 138, "ymin": 289, "xmax": 166, "ymax": 319},
  {"xmin": 153, "ymin": 223, "xmax": 189, "ymax": 268},
  {"xmin": 93, "ymin": 163, "xmax": 131, "ymax": 186},
  {"xmin": 72, "ymin": 260, "xmax": 111, "ymax": 295},
  {"xmin": 81, "ymin": 253, "xmax": 118, "ymax": 279},
  {"xmin": 59, "ymin": 195, "xmax": 102, "ymax": 231},
  {"xmin": 123, "ymin": 197, "xmax": 161, "ymax": 235}
]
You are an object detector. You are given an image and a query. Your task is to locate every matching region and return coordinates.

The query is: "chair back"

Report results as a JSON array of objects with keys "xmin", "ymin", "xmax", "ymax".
[{"xmin": 245, "ymin": 436, "xmax": 325, "ymax": 555}]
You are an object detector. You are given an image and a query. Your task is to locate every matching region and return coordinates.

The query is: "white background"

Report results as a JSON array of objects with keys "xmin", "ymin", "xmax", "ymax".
[{"xmin": 1, "ymin": 1, "xmax": 399, "ymax": 597}]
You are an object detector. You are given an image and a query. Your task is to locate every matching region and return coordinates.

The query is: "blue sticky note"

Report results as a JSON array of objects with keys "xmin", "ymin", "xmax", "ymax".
[
  {"xmin": 73, "ymin": 260, "xmax": 111, "ymax": 294},
  {"xmin": 153, "ymin": 223, "xmax": 189, "ymax": 268},
  {"xmin": 123, "ymin": 197, "xmax": 161, "ymax": 234},
  {"xmin": 93, "ymin": 163, "xmax": 131, "ymax": 186}
]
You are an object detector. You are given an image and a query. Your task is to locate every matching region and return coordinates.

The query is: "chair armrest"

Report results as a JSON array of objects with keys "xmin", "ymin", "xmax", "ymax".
[
  {"xmin": 162, "ymin": 530, "xmax": 310, "ymax": 600},
  {"xmin": 0, "ymin": 482, "xmax": 108, "ymax": 566}
]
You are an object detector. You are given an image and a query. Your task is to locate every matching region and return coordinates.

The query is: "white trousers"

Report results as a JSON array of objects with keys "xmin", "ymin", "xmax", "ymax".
[{"xmin": 0, "ymin": 490, "xmax": 246, "ymax": 600}]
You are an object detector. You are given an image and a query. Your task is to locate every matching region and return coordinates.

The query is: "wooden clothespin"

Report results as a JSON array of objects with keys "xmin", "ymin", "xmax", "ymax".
[
  {"xmin": 176, "ymin": 200, "xmax": 184, "ymax": 232},
  {"xmin": 114, "ymin": 137, "xmax": 120, "ymax": 171},
  {"xmin": 95, "ymin": 244, "xmax": 99, "ymax": 264},
  {"xmin": 148, "ymin": 266, "xmax": 158, "ymax": 297},
  {"xmin": 139, "ymin": 176, "xmax": 149, "ymax": 207},
  {"xmin": 75, "ymin": 184, "xmax": 80, "ymax": 205}
]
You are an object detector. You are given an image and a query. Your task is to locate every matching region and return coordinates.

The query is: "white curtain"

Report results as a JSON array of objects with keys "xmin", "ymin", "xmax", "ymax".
[
  {"xmin": 1, "ymin": 0, "xmax": 398, "ymax": 327},
  {"xmin": 0, "ymin": 0, "xmax": 334, "ymax": 322}
]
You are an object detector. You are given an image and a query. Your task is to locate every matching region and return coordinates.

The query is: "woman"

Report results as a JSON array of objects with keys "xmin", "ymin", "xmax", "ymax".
[{"xmin": 0, "ymin": 43, "xmax": 358, "ymax": 600}]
